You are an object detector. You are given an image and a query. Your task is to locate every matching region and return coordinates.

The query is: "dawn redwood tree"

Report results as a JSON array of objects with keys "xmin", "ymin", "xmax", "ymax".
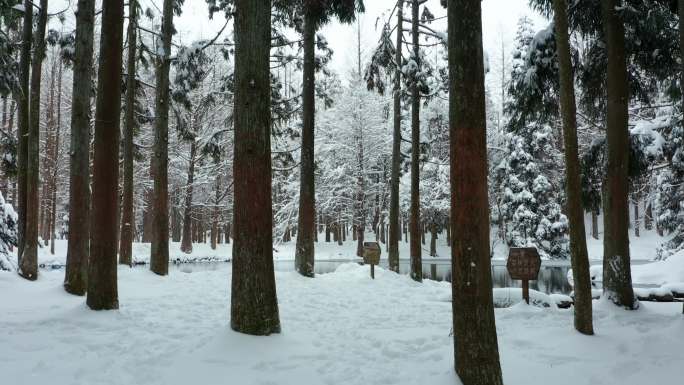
[
  {"xmin": 65, "ymin": 0, "xmax": 95, "ymax": 294},
  {"xmin": 119, "ymin": 0, "xmax": 138, "ymax": 266},
  {"xmin": 448, "ymin": 0, "xmax": 504, "ymax": 384},
  {"xmin": 150, "ymin": 0, "xmax": 177, "ymax": 276},
  {"xmin": 87, "ymin": 0, "xmax": 124, "ymax": 310},
  {"xmin": 388, "ymin": 0, "xmax": 403, "ymax": 273},
  {"xmin": 19, "ymin": 0, "xmax": 48, "ymax": 281},
  {"xmin": 552, "ymin": 0, "xmax": 593, "ymax": 334},
  {"xmin": 294, "ymin": 0, "xmax": 364, "ymax": 277},
  {"xmin": 408, "ymin": 0, "xmax": 421, "ymax": 282},
  {"xmin": 15, "ymin": 0, "xmax": 30, "ymax": 264},
  {"xmin": 601, "ymin": 0, "xmax": 636, "ymax": 309},
  {"xmin": 231, "ymin": 0, "xmax": 281, "ymax": 335}
]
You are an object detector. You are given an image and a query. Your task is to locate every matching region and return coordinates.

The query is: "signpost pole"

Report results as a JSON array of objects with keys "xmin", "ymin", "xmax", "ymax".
[
  {"xmin": 506, "ymin": 247, "xmax": 541, "ymax": 306},
  {"xmin": 363, "ymin": 242, "xmax": 381, "ymax": 280}
]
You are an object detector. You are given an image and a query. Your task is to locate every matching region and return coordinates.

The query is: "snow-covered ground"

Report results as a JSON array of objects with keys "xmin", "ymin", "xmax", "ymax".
[{"xmin": 0, "ymin": 263, "xmax": 682, "ymax": 385}]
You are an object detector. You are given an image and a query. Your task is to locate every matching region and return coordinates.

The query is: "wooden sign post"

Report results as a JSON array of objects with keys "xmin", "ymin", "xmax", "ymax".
[
  {"xmin": 363, "ymin": 242, "xmax": 381, "ymax": 279},
  {"xmin": 506, "ymin": 247, "xmax": 541, "ymax": 304}
]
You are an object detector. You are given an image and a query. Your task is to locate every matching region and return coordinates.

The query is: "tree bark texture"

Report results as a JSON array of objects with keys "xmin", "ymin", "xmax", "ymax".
[
  {"xmin": 19, "ymin": 0, "xmax": 49, "ymax": 281},
  {"xmin": 64, "ymin": 0, "xmax": 95, "ymax": 294},
  {"xmin": 553, "ymin": 0, "xmax": 594, "ymax": 335},
  {"xmin": 601, "ymin": 0, "xmax": 636, "ymax": 309},
  {"xmin": 15, "ymin": 0, "xmax": 31, "ymax": 265},
  {"xmin": 231, "ymin": 0, "xmax": 281, "ymax": 335},
  {"xmin": 119, "ymin": 0, "xmax": 138, "ymax": 266},
  {"xmin": 448, "ymin": 1, "xmax": 504, "ymax": 383},
  {"xmin": 150, "ymin": 0, "xmax": 174, "ymax": 276},
  {"xmin": 388, "ymin": 0, "xmax": 404, "ymax": 273},
  {"xmin": 87, "ymin": 0, "xmax": 124, "ymax": 310},
  {"xmin": 294, "ymin": 11, "xmax": 317, "ymax": 278},
  {"xmin": 409, "ymin": 0, "xmax": 422, "ymax": 282}
]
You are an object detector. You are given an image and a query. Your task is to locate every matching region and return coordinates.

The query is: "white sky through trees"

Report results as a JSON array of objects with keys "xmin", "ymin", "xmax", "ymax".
[{"xmin": 47, "ymin": 0, "xmax": 547, "ymax": 83}]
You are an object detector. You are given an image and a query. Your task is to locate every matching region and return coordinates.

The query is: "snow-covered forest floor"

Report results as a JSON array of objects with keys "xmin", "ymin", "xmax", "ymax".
[{"xmin": 1, "ymin": 263, "xmax": 682, "ymax": 385}]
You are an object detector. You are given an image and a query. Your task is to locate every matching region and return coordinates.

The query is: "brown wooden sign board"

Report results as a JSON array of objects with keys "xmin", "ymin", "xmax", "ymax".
[
  {"xmin": 506, "ymin": 247, "xmax": 541, "ymax": 280},
  {"xmin": 363, "ymin": 242, "xmax": 381, "ymax": 279},
  {"xmin": 506, "ymin": 247, "xmax": 541, "ymax": 304}
]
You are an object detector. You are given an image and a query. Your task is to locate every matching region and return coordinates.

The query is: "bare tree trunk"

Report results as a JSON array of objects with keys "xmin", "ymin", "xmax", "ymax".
[
  {"xmin": 449, "ymin": 1, "xmax": 504, "ymax": 383},
  {"xmin": 50, "ymin": 58, "xmax": 63, "ymax": 256},
  {"xmin": 325, "ymin": 218, "xmax": 331, "ymax": 242},
  {"xmin": 149, "ymin": 0, "xmax": 174, "ymax": 275},
  {"xmin": 633, "ymin": 199, "xmax": 640, "ymax": 237},
  {"xmin": 19, "ymin": 0, "xmax": 49, "ymax": 281},
  {"xmin": 225, "ymin": 222, "xmax": 231, "ymax": 244},
  {"xmin": 430, "ymin": 223, "xmax": 437, "ymax": 257},
  {"xmin": 591, "ymin": 209, "xmax": 599, "ymax": 240},
  {"xmin": 16, "ymin": 0, "xmax": 32, "ymax": 265},
  {"xmin": 64, "ymin": 0, "xmax": 95, "ymax": 294},
  {"xmin": 231, "ymin": 0, "xmax": 280, "ymax": 335},
  {"xmin": 294, "ymin": 10, "xmax": 317, "ymax": 278},
  {"xmin": 87, "ymin": 0, "xmax": 124, "ymax": 310},
  {"xmin": 553, "ymin": 0, "xmax": 594, "ymax": 335},
  {"xmin": 180, "ymin": 140, "xmax": 196, "ymax": 254},
  {"xmin": 601, "ymin": 0, "xmax": 636, "ymax": 309},
  {"xmin": 211, "ymin": 175, "xmax": 221, "ymax": 250},
  {"xmin": 644, "ymin": 189, "xmax": 653, "ymax": 231},
  {"xmin": 388, "ymin": 0, "xmax": 404, "ymax": 273},
  {"xmin": 119, "ymin": 0, "xmax": 138, "ymax": 266},
  {"xmin": 409, "ymin": 0, "xmax": 422, "ymax": 282}
]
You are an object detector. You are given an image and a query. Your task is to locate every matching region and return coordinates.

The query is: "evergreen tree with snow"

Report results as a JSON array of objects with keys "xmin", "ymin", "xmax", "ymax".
[
  {"xmin": 498, "ymin": 16, "xmax": 568, "ymax": 258},
  {"xmin": 0, "ymin": 191, "xmax": 17, "ymax": 271}
]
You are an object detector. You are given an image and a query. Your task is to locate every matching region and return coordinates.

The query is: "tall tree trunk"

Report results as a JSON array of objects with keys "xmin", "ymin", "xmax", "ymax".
[
  {"xmin": 50, "ymin": 58, "xmax": 63, "ymax": 256},
  {"xmin": 325, "ymin": 219, "xmax": 331, "ymax": 242},
  {"xmin": 553, "ymin": 0, "xmax": 594, "ymax": 335},
  {"xmin": 679, "ymin": 1, "xmax": 684, "ymax": 315},
  {"xmin": 430, "ymin": 223, "xmax": 437, "ymax": 257},
  {"xmin": 87, "ymin": 0, "xmax": 124, "ymax": 310},
  {"xmin": 19, "ymin": 0, "xmax": 49, "ymax": 281},
  {"xmin": 15, "ymin": 0, "xmax": 31, "ymax": 265},
  {"xmin": 64, "ymin": 0, "xmax": 95, "ymax": 294},
  {"xmin": 644, "ymin": 188, "xmax": 653, "ymax": 231},
  {"xmin": 171, "ymin": 190, "xmax": 181, "ymax": 242},
  {"xmin": 225, "ymin": 222, "xmax": 231, "ymax": 244},
  {"xmin": 211, "ymin": 175, "xmax": 221, "ymax": 250},
  {"xmin": 294, "ymin": 11, "xmax": 317, "ymax": 278},
  {"xmin": 445, "ymin": 216, "xmax": 450, "ymax": 245},
  {"xmin": 409, "ymin": 0, "xmax": 422, "ymax": 282},
  {"xmin": 601, "ymin": 0, "xmax": 636, "ymax": 309},
  {"xmin": 591, "ymin": 208, "xmax": 599, "ymax": 240},
  {"xmin": 633, "ymin": 199, "xmax": 640, "ymax": 237},
  {"xmin": 231, "ymin": 0, "xmax": 280, "ymax": 335},
  {"xmin": 42, "ymin": 58, "xmax": 56, "ymax": 245},
  {"xmin": 150, "ymin": 0, "xmax": 174, "ymax": 276},
  {"xmin": 388, "ymin": 0, "xmax": 404, "ymax": 273},
  {"xmin": 180, "ymin": 139, "xmax": 196, "ymax": 253},
  {"xmin": 119, "ymin": 0, "xmax": 138, "ymax": 266},
  {"xmin": 448, "ymin": 1, "xmax": 504, "ymax": 383}
]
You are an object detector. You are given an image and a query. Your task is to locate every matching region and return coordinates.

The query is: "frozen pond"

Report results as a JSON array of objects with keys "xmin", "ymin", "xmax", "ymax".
[{"xmin": 169, "ymin": 259, "xmax": 592, "ymax": 295}]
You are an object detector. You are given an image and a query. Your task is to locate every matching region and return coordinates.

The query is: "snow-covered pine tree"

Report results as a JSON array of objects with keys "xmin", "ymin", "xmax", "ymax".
[
  {"xmin": 498, "ymin": 17, "xmax": 568, "ymax": 258},
  {"xmin": 0, "ymin": 191, "xmax": 17, "ymax": 271}
]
